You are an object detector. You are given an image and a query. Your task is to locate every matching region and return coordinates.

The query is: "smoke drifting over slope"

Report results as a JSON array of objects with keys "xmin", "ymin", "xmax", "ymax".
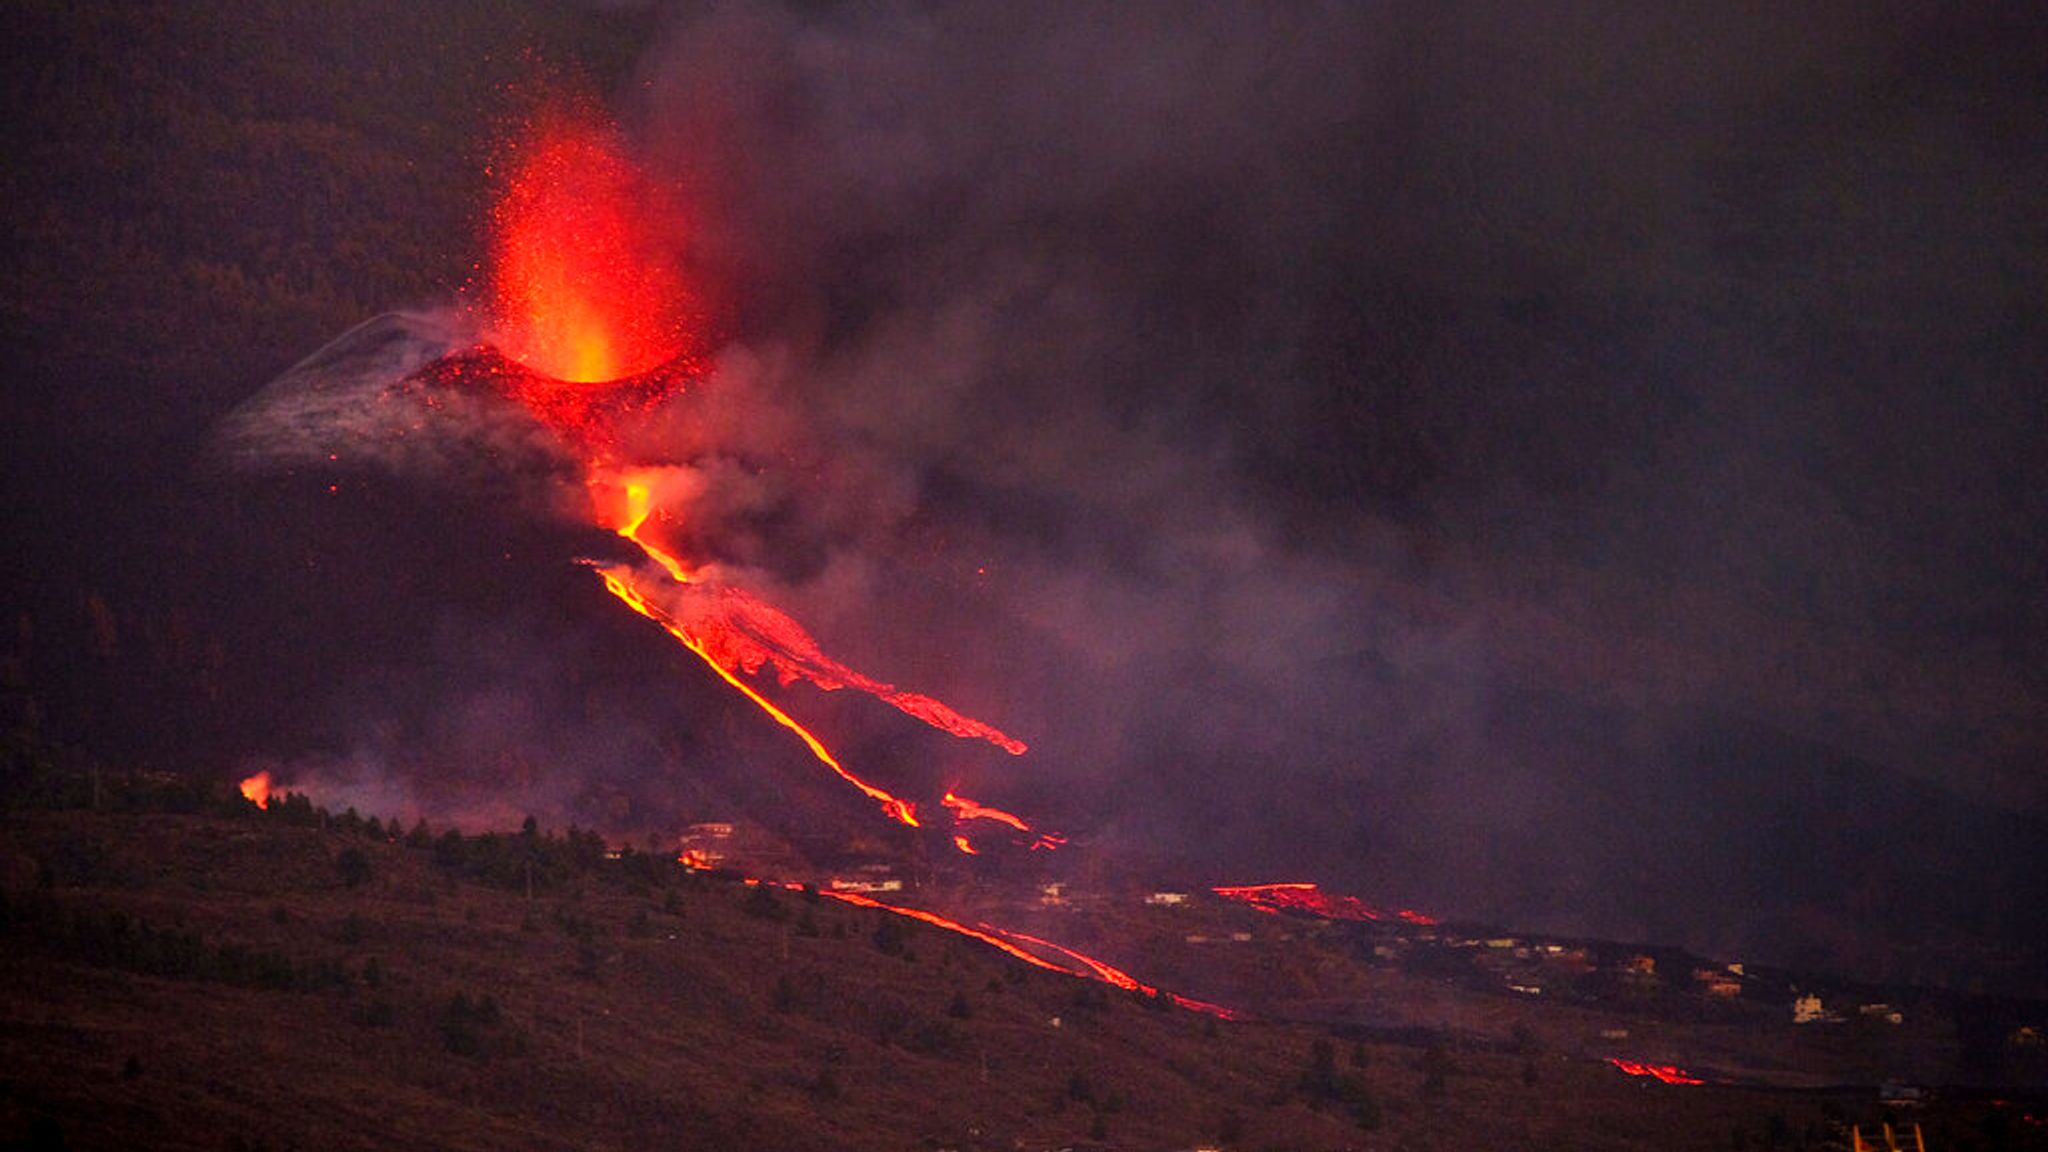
[{"xmin": 217, "ymin": 3, "xmax": 2048, "ymax": 980}]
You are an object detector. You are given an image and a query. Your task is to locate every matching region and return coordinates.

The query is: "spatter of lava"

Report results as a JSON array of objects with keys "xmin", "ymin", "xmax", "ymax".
[{"xmin": 479, "ymin": 100, "xmax": 692, "ymax": 384}]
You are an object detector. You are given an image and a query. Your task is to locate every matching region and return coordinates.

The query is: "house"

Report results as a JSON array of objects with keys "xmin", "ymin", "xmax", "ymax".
[
  {"xmin": 1693, "ymin": 968, "xmax": 1742, "ymax": 998},
  {"xmin": 1144, "ymin": 891, "xmax": 1190, "ymax": 907},
  {"xmin": 1793, "ymin": 994, "xmax": 1829, "ymax": 1024},
  {"xmin": 828, "ymin": 877, "xmax": 904, "ymax": 894}
]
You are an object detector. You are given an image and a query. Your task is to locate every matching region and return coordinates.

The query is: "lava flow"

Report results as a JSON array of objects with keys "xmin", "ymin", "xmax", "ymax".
[
  {"xmin": 1212, "ymin": 882, "xmax": 1436, "ymax": 926},
  {"xmin": 737, "ymin": 878, "xmax": 1237, "ymax": 1019},
  {"xmin": 1606, "ymin": 1058, "xmax": 1705, "ymax": 1085},
  {"xmin": 436, "ymin": 98, "xmax": 1029, "ymax": 831},
  {"xmin": 942, "ymin": 789, "xmax": 1066, "ymax": 852},
  {"xmin": 984, "ymin": 925, "xmax": 1240, "ymax": 1018}
]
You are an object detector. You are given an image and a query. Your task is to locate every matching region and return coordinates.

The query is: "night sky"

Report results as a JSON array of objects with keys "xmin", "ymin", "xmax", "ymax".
[{"xmin": 4, "ymin": 2, "xmax": 2046, "ymax": 988}]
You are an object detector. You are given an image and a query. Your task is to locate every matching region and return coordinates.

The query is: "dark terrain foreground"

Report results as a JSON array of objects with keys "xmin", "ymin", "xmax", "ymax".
[{"xmin": 3, "ymin": 781, "xmax": 2043, "ymax": 1151}]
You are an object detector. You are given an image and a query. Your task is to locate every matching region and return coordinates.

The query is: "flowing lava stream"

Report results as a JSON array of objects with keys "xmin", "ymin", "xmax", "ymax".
[
  {"xmin": 1212, "ymin": 881, "xmax": 1436, "ymax": 926},
  {"xmin": 720, "ymin": 873, "xmax": 1237, "ymax": 1019},
  {"xmin": 1605, "ymin": 1058, "xmax": 1705, "ymax": 1085},
  {"xmin": 941, "ymin": 789, "xmax": 1066, "ymax": 852}
]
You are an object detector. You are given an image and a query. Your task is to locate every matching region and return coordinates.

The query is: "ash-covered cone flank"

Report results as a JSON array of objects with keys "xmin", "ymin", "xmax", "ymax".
[{"xmin": 213, "ymin": 311, "xmax": 472, "ymax": 469}]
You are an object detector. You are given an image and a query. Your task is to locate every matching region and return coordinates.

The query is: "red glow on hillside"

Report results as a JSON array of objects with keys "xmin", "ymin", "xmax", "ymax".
[
  {"xmin": 238, "ymin": 771, "xmax": 272, "ymax": 809},
  {"xmin": 1606, "ymin": 1058, "xmax": 1705, "ymax": 1085},
  {"xmin": 1212, "ymin": 882, "xmax": 1436, "ymax": 926},
  {"xmin": 482, "ymin": 103, "xmax": 689, "ymax": 384}
]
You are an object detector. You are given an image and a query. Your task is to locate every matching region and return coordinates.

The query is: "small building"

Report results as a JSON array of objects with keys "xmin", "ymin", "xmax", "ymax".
[
  {"xmin": 828, "ymin": 877, "xmax": 904, "ymax": 894},
  {"xmin": 1878, "ymin": 1081, "xmax": 1926, "ymax": 1107},
  {"xmin": 1793, "ymin": 994, "xmax": 1828, "ymax": 1025},
  {"xmin": 1693, "ymin": 968, "xmax": 1742, "ymax": 998},
  {"xmin": 1145, "ymin": 891, "xmax": 1190, "ymax": 907}
]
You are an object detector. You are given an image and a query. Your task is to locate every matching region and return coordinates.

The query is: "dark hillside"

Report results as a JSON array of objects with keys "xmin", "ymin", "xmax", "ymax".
[{"xmin": 2, "ymin": 787, "xmax": 1945, "ymax": 1152}]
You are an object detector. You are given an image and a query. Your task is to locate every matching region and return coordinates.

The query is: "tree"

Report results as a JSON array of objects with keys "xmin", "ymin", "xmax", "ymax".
[
  {"xmin": 872, "ymin": 915, "xmax": 907, "ymax": 956},
  {"xmin": 1420, "ymin": 1042, "xmax": 1454, "ymax": 1102},
  {"xmin": 336, "ymin": 847, "xmax": 371, "ymax": 889},
  {"xmin": 743, "ymin": 884, "xmax": 787, "ymax": 921}
]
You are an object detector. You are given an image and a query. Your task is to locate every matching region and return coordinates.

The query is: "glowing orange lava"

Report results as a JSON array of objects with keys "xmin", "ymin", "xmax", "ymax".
[
  {"xmin": 941, "ymin": 789, "xmax": 1031, "ymax": 831},
  {"xmin": 987, "ymin": 925, "xmax": 1240, "ymax": 1019},
  {"xmin": 596, "ymin": 566, "xmax": 920, "ymax": 827},
  {"xmin": 1212, "ymin": 881, "xmax": 1436, "ymax": 926},
  {"xmin": 239, "ymin": 771, "xmax": 272, "ymax": 809},
  {"xmin": 942, "ymin": 789, "xmax": 1065, "ymax": 851},
  {"xmin": 745, "ymin": 878, "xmax": 1239, "ymax": 1018},
  {"xmin": 1606, "ymin": 1058, "xmax": 1705, "ymax": 1085},
  {"xmin": 482, "ymin": 104, "xmax": 688, "ymax": 383}
]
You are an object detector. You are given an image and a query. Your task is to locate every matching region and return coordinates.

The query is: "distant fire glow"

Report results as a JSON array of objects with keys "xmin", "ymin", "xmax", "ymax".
[
  {"xmin": 238, "ymin": 771, "xmax": 272, "ymax": 809},
  {"xmin": 1606, "ymin": 1058, "xmax": 1705, "ymax": 1085},
  {"xmin": 1213, "ymin": 882, "xmax": 1436, "ymax": 926}
]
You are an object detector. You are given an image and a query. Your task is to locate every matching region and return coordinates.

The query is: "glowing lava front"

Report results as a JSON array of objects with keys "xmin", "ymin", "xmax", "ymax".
[
  {"xmin": 942, "ymin": 789, "xmax": 1066, "ymax": 852},
  {"xmin": 1606, "ymin": 1058, "xmax": 1705, "ymax": 1085},
  {"xmin": 1212, "ymin": 882, "xmax": 1436, "ymax": 926}
]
